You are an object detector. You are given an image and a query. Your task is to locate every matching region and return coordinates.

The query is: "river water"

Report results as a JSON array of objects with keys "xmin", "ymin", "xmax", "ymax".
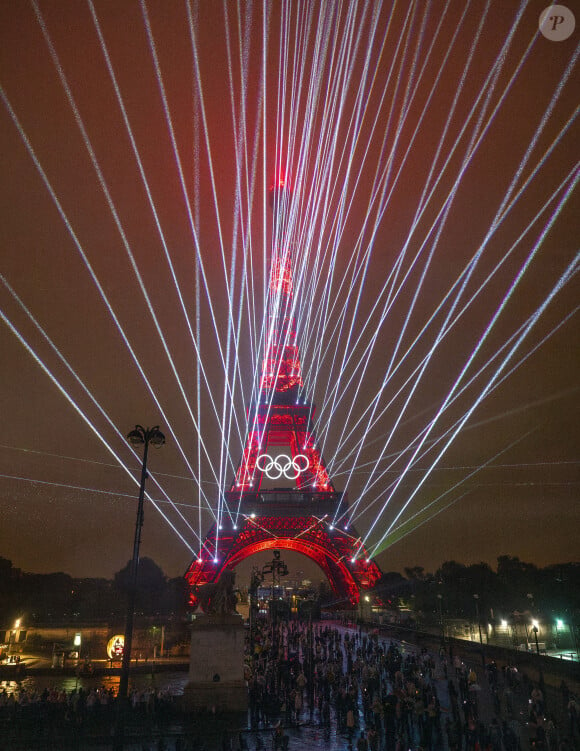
[{"xmin": 0, "ymin": 669, "xmax": 189, "ymax": 697}]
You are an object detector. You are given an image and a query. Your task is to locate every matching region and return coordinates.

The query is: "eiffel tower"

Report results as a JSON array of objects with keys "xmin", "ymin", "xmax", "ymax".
[{"xmin": 185, "ymin": 178, "xmax": 381, "ymax": 607}]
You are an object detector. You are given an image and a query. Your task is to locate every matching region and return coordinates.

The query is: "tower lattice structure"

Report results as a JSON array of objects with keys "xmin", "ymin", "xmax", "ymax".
[{"xmin": 185, "ymin": 178, "xmax": 381, "ymax": 607}]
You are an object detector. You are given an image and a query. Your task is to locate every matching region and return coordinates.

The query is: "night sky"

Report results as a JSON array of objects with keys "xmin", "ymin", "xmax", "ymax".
[{"xmin": 1, "ymin": 1, "xmax": 578, "ymax": 584}]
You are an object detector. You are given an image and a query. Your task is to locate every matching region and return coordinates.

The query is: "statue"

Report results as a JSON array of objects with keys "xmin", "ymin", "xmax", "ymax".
[
  {"xmin": 195, "ymin": 570, "xmax": 238, "ymax": 616},
  {"xmin": 186, "ymin": 568, "xmax": 247, "ymax": 711}
]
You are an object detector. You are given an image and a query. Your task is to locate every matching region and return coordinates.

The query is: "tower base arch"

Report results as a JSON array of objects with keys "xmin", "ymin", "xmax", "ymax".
[{"xmin": 185, "ymin": 493, "xmax": 381, "ymax": 609}]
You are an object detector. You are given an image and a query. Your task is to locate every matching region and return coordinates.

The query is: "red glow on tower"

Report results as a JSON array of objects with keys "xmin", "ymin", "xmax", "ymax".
[
  {"xmin": 270, "ymin": 255, "xmax": 293, "ymax": 296},
  {"xmin": 184, "ymin": 169, "xmax": 382, "ymax": 608},
  {"xmin": 269, "ymin": 173, "xmax": 289, "ymax": 211},
  {"xmin": 261, "ymin": 174, "xmax": 302, "ymax": 395}
]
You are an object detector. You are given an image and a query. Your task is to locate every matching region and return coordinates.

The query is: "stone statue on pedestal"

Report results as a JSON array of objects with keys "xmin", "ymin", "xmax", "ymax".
[
  {"xmin": 196, "ymin": 570, "xmax": 238, "ymax": 616},
  {"xmin": 185, "ymin": 569, "xmax": 247, "ymax": 712}
]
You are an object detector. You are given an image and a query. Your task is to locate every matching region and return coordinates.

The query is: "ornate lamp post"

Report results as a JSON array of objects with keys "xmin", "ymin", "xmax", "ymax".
[
  {"xmin": 114, "ymin": 425, "xmax": 165, "ymax": 750},
  {"xmin": 249, "ymin": 567, "xmax": 263, "ymax": 659}
]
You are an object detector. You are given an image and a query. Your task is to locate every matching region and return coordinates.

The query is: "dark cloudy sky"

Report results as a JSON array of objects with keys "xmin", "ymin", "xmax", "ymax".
[{"xmin": 1, "ymin": 1, "xmax": 578, "ymax": 584}]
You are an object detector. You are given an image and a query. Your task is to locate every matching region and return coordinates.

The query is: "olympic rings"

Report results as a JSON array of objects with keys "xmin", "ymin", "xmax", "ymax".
[{"xmin": 256, "ymin": 453, "xmax": 310, "ymax": 480}]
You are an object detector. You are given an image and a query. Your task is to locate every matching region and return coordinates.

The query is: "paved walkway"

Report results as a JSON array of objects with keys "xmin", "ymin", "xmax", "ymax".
[{"xmin": 230, "ymin": 624, "xmax": 576, "ymax": 751}]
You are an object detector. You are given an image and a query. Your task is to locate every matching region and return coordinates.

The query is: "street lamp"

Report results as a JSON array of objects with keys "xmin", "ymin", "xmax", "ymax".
[
  {"xmin": 114, "ymin": 425, "xmax": 165, "ymax": 751},
  {"xmin": 249, "ymin": 567, "xmax": 262, "ymax": 659},
  {"xmin": 474, "ymin": 594, "xmax": 485, "ymax": 666},
  {"xmin": 9, "ymin": 618, "xmax": 21, "ymax": 656},
  {"xmin": 532, "ymin": 621, "xmax": 540, "ymax": 656},
  {"xmin": 437, "ymin": 593, "xmax": 444, "ymax": 640}
]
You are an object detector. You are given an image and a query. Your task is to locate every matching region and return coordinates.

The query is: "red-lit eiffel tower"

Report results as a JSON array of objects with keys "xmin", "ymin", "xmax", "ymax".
[{"xmin": 185, "ymin": 177, "xmax": 381, "ymax": 607}]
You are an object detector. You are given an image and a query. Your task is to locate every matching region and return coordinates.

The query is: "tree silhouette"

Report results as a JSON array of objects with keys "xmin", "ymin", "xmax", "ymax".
[{"xmin": 113, "ymin": 557, "xmax": 168, "ymax": 616}]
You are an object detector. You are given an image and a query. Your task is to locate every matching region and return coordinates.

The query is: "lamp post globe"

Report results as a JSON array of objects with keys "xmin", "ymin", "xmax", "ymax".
[{"xmin": 127, "ymin": 424, "xmax": 165, "ymax": 447}]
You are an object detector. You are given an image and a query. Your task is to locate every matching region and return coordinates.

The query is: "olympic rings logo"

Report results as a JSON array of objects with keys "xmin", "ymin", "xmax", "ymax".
[{"xmin": 256, "ymin": 453, "xmax": 310, "ymax": 480}]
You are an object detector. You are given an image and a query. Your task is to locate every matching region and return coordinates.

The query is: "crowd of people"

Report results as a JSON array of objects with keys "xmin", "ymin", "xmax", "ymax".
[
  {"xmin": 0, "ymin": 681, "xmax": 184, "ymax": 747},
  {"xmin": 0, "ymin": 618, "xmax": 578, "ymax": 750},
  {"xmin": 243, "ymin": 617, "xmax": 579, "ymax": 751}
]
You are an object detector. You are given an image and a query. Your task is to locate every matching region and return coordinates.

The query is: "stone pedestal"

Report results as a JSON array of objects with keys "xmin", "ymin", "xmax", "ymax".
[{"xmin": 182, "ymin": 613, "xmax": 248, "ymax": 712}]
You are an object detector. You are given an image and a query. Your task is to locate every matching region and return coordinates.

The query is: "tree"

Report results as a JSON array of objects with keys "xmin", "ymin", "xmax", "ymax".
[
  {"xmin": 373, "ymin": 571, "xmax": 409, "ymax": 607},
  {"xmin": 404, "ymin": 566, "xmax": 426, "ymax": 581},
  {"xmin": 497, "ymin": 556, "xmax": 539, "ymax": 612},
  {"xmin": 113, "ymin": 557, "xmax": 167, "ymax": 616},
  {"xmin": 159, "ymin": 576, "xmax": 190, "ymax": 615}
]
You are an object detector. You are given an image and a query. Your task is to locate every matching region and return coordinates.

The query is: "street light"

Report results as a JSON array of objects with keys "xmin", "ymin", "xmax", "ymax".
[
  {"xmin": 474, "ymin": 594, "xmax": 485, "ymax": 666},
  {"xmin": 9, "ymin": 618, "xmax": 21, "ymax": 656},
  {"xmin": 437, "ymin": 593, "xmax": 444, "ymax": 640},
  {"xmin": 532, "ymin": 621, "xmax": 540, "ymax": 656},
  {"xmin": 114, "ymin": 425, "xmax": 165, "ymax": 751}
]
